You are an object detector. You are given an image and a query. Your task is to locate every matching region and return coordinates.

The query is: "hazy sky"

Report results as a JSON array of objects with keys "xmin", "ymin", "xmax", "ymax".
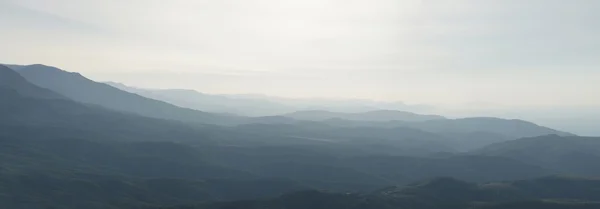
[{"xmin": 1, "ymin": 0, "xmax": 599, "ymax": 107}]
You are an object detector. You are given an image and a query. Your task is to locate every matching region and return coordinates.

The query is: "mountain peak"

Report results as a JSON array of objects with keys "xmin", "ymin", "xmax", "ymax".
[
  {"xmin": 18, "ymin": 64, "xmax": 85, "ymax": 78},
  {"xmin": 21, "ymin": 64, "xmax": 64, "ymax": 72}
]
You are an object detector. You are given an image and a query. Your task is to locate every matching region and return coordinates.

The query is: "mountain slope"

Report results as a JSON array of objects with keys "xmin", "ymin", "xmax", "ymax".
[
  {"xmin": 202, "ymin": 143, "xmax": 551, "ymax": 190},
  {"xmin": 2, "ymin": 64, "xmax": 593, "ymax": 209},
  {"xmin": 0, "ymin": 65, "xmax": 64, "ymax": 99},
  {"xmin": 284, "ymin": 110, "xmax": 445, "ymax": 122},
  {"xmin": 0, "ymin": 173, "xmax": 308, "ymax": 209},
  {"xmin": 0, "ymin": 65, "xmax": 308, "ymax": 208},
  {"xmin": 473, "ymin": 135, "xmax": 600, "ymax": 176},
  {"xmin": 306, "ymin": 115, "xmax": 567, "ymax": 150},
  {"xmin": 153, "ymin": 176, "xmax": 600, "ymax": 209},
  {"xmin": 232, "ymin": 123, "xmax": 459, "ymax": 155},
  {"xmin": 407, "ymin": 117, "xmax": 573, "ymax": 139},
  {"xmin": 320, "ymin": 116, "xmax": 570, "ymax": 139},
  {"xmin": 284, "ymin": 109, "xmax": 569, "ymax": 142},
  {"xmin": 14, "ymin": 64, "xmax": 243, "ymax": 125},
  {"xmin": 0, "ymin": 64, "xmax": 222, "ymax": 143}
]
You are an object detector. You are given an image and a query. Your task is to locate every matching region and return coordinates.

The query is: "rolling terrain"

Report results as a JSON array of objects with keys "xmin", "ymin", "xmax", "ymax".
[{"xmin": 0, "ymin": 64, "xmax": 597, "ymax": 209}]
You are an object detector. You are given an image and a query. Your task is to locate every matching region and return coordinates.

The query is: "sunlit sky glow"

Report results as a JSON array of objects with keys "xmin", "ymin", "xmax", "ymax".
[{"xmin": 1, "ymin": 0, "xmax": 600, "ymax": 107}]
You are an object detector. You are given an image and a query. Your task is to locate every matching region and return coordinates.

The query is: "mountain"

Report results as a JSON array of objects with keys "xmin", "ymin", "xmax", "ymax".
[
  {"xmin": 2, "ymin": 64, "xmax": 595, "ymax": 209},
  {"xmin": 295, "ymin": 114, "xmax": 570, "ymax": 150},
  {"xmin": 104, "ymin": 79, "xmax": 569, "ymax": 143},
  {"xmin": 202, "ymin": 143, "xmax": 551, "ymax": 190},
  {"xmin": 338, "ymin": 155, "xmax": 549, "ymax": 184},
  {"xmin": 473, "ymin": 135, "xmax": 600, "ymax": 176},
  {"xmin": 321, "ymin": 116, "xmax": 571, "ymax": 140},
  {"xmin": 0, "ymin": 133, "xmax": 311, "ymax": 208},
  {"xmin": 407, "ymin": 117, "xmax": 573, "ymax": 139},
  {"xmin": 283, "ymin": 110, "xmax": 445, "ymax": 122},
  {"xmin": 230, "ymin": 123, "xmax": 503, "ymax": 154},
  {"xmin": 152, "ymin": 176, "xmax": 600, "ymax": 209},
  {"xmin": 0, "ymin": 173, "xmax": 308, "ymax": 209},
  {"xmin": 0, "ymin": 65, "xmax": 311, "ymax": 208},
  {"xmin": 107, "ymin": 82, "xmax": 435, "ymax": 116},
  {"xmin": 107, "ymin": 82, "xmax": 296, "ymax": 116},
  {"xmin": 13, "ymin": 64, "xmax": 243, "ymax": 125},
  {"xmin": 0, "ymin": 66, "xmax": 555, "ymax": 207},
  {"xmin": 0, "ymin": 65, "xmax": 226, "ymax": 144}
]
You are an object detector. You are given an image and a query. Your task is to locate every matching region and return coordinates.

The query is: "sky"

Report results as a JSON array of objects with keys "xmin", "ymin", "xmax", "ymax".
[{"xmin": 1, "ymin": 0, "xmax": 600, "ymax": 108}]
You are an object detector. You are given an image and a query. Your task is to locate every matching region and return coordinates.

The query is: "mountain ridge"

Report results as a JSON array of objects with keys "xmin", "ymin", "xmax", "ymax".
[
  {"xmin": 471, "ymin": 135, "xmax": 600, "ymax": 176},
  {"xmin": 13, "ymin": 64, "xmax": 245, "ymax": 126},
  {"xmin": 283, "ymin": 109, "xmax": 446, "ymax": 122},
  {"xmin": 0, "ymin": 65, "xmax": 65, "ymax": 99}
]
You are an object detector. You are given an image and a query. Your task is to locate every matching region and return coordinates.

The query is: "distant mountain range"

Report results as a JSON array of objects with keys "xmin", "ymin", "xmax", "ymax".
[
  {"xmin": 285, "ymin": 110, "xmax": 571, "ymax": 140},
  {"xmin": 106, "ymin": 81, "xmax": 296, "ymax": 116},
  {"xmin": 6, "ymin": 64, "xmax": 569, "ymax": 140},
  {"xmin": 104, "ymin": 81, "xmax": 600, "ymax": 137},
  {"xmin": 283, "ymin": 110, "xmax": 445, "ymax": 122},
  {"xmin": 106, "ymin": 81, "xmax": 434, "ymax": 116}
]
